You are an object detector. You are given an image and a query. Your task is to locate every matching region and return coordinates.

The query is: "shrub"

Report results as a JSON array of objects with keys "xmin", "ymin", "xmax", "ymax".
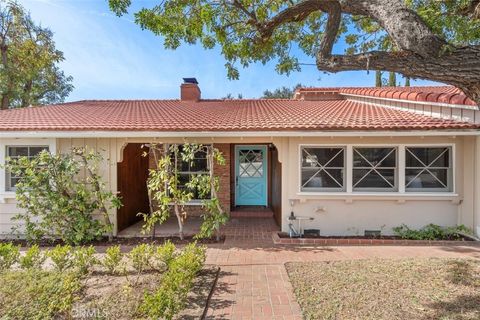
[
  {"xmin": 393, "ymin": 224, "xmax": 472, "ymax": 240},
  {"xmin": 153, "ymin": 241, "xmax": 176, "ymax": 271},
  {"xmin": 19, "ymin": 244, "xmax": 46, "ymax": 270},
  {"xmin": 0, "ymin": 270, "xmax": 81, "ymax": 319},
  {"xmin": 129, "ymin": 244, "xmax": 154, "ymax": 273},
  {"xmin": 102, "ymin": 245, "xmax": 123, "ymax": 274},
  {"xmin": 48, "ymin": 245, "xmax": 74, "ymax": 272},
  {"xmin": 73, "ymin": 246, "xmax": 97, "ymax": 275},
  {"xmin": 142, "ymin": 143, "xmax": 228, "ymax": 240},
  {"xmin": 5, "ymin": 148, "xmax": 122, "ymax": 245},
  {"xmin": 0, "ymin": 243, "xmax": 20, "ymax": 271},
  {"xmin": 139, "ymin": 243, "xmax": 206, "ymax": 320}
]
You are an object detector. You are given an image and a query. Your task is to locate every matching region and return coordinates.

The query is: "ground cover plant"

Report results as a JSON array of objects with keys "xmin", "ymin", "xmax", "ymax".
[
  {"xmin": 393, "ymin": 224, "xmax": 473, "ymax": 240},
  {"xmin": 286, "ymin": 258, "xmax": 480, "ymax": 320},
  {"xmin": 0, "ymin": 241, "xmax": 207, "ymax": 320}
]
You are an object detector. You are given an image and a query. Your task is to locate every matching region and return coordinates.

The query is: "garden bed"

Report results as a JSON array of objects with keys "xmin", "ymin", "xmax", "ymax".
[
  {"xmin": 0, "ymin": 242, "xmax": 216, "ymax": 319},
  {"xmin": 286, "ymin": 258, "xmax": 480, "ymax": 320},
  {"xmin": 273, "ymin": 232, "xmax": 478, "ymax": 246}
]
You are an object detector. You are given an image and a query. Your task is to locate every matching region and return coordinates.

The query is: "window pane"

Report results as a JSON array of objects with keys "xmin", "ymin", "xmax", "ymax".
[
  {"xmin": 406, "ymin": 147, "xmax": 449, "ymax": 168},
  {"xmin": 301, "ymin": 168, "xmax": 344, "ymax": 189},
  {"xmin": 7, "ymin": 147, "xmax": 29, "ymax": 157},
  {"xmin": 29, "ymin": 146, "xmax": 49, "ymax": 157},
  {"xmin": 301, "ymin": 147, "xmax": 345, "ymax": 191},
  {"xmin": 192, "ymin": 158, "xmax": 208, "ymax": 172},
  {"xmin": 352, "ymin": 148, "xmax": 397, "ymax": 190},
  {"xmin": 353, "ymin": 148, "xmax": 396, "ymax": 167},
  {"xmin": 405, "ymin": 169, "xmax": 449, "ymax": 189},
  {"xmin": 239, "ymin": 149, "xmax": 264, "ymax": 177},
  {"xmin": 405, "ymin": 147, "xmax": 451, "ymax": 192},
  {"xmin": 353, "ymin": 169, "xmax": 395, "ymax": 189},
  {"xmin": 8, "ymin": 177, "xmax": 20, "ymax": 189},
  {"xmin": 302, "ymin": 148, "xmax": 344, "ymax": 167}
]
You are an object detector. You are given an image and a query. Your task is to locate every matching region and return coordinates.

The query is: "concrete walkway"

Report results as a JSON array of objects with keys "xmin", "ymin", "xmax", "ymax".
[{"xmin": 204, "ymin": 218, "xmax": 480, "ymax": 320}]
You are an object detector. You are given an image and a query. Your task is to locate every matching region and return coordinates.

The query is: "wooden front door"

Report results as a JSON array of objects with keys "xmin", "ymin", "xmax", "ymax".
[{"xmin": 117, "ymin": 144, "xmax": 150, "ymax": 232}]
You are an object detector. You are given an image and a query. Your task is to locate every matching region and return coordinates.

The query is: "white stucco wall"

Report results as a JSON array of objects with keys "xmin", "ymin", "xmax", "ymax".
[
  {"xmin": 277, "ymin": 135, "xmax": 479, "ymax": 236},
  {"xmin": 0, "ymin": 134, "xmax": 479, "ymax": 237}
]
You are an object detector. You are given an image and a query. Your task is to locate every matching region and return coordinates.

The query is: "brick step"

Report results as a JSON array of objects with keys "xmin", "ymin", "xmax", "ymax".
[{"xmin": 230, "ymin": 210, "xmax": 274, "ymax": 218}]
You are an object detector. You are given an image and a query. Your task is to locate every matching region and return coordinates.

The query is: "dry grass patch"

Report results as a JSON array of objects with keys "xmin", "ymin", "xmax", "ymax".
[{"xmin": 286, "ymin": 258, "xmax": 480, "ymax": 320}]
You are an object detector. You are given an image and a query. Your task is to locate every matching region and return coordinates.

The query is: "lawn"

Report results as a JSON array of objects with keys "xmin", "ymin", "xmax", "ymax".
[{"xmin": 286, "ymin": 258, "xmax": 480, "ymax": 320}]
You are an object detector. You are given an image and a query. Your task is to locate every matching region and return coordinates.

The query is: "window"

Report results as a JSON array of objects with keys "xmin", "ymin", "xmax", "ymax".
[
  {"xmin": 238, "ymin": 149, "xmax": 264, "ymax": 178},
  {"xmin": 405, "ymin": 147, "xmax": 452, "ymax": 192},
  {"xmin": 170, "ymin": 145, "xmax": 210, "ymax": 200},
  {"xmin": 352, "ymin": 147, "xmax": 397, "ymax": 191},
  {"xmin": 301, "ymin": 147, "xmax": 345, "ymax": 192},
  {"xmin": 6, "ymin": 146, "xmax": 49, "ymax": 191}
]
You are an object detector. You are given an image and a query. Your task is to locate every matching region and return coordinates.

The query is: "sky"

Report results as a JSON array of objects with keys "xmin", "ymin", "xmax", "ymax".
[{"xmin": 19, "ymin": 0, "xmax": 439, "ymax": 101}]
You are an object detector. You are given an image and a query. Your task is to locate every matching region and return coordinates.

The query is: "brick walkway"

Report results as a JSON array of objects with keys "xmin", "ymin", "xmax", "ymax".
[{"xmin": 205, "ymin": 217, "xmax": 480, "ymax": 320}]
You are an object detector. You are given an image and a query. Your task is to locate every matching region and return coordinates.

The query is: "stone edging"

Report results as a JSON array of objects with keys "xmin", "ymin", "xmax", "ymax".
[{"xmin": 271, "ymin": 232, "xmax": 480, "ymax": 246}]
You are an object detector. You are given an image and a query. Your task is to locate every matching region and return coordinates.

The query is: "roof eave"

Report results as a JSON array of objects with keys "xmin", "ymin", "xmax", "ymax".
[{"xmin": 0, "ymin": 129, "xmax": 478, "ymax": 139}]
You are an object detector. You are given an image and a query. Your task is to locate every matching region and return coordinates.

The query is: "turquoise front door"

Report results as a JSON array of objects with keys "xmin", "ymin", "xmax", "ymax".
[{"xmin": 235, "ymin": 145, "xmax": 268, "ymax": 206}]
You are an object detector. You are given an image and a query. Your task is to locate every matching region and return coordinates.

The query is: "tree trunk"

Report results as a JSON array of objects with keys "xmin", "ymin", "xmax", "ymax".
[
  {"xmin": 388, "ymin": 72, "xmax": 396, "ymax": 87},
  {"xmin": 173, "ymin": 203, "xmax": 184, "ymax": 240},
  {"xmin": 375, "ymin": 71, "xmax": 382, "ymax": 87},
  {"xmin": 1, "ymin": 46, "xmax": 9, "ymax": 110},
  {"xmin": 21, "ymin": 80, "xmax": 33, "ymax": 108}
]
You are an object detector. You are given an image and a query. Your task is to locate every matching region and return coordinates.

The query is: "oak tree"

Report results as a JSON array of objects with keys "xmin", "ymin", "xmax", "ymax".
[
  {"xmin": 109, "ymin": 0, "xmax": 480, "ymax": 104},
  {"xmin": 0, "ymin": 1, "xmax": 73, "ymax": 109}
]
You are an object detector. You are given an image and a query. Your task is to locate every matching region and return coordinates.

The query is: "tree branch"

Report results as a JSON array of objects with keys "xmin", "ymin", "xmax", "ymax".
[
  {"xmin": 318, "ymin": 1, "xmax": 341, "ymax": 58},
  {"xmin": 458, "ymin": 0, "xmax": 480, "ymax": 19},
  {"xmin": 316, "ymin": 46, "xmax": 480, "ymax": 103},
  {"xmin": 259, "ymin": 0, "xmax": 334, "ymax": 39}
]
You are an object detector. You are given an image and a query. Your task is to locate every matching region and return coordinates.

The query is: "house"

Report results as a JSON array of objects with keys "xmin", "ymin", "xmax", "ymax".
[{"xmin": 1, "ymin": 78, "xmax": 480, "ymax": 237}]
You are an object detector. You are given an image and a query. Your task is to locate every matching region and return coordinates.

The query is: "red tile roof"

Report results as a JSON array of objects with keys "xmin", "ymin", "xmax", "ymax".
[
  {"xmin": 0, "ymin": 98, "xmax": 477, "ymax": 132},
  {"xmin": 339, "ymin": 86, "xmax": 476, "ymax": 107}
]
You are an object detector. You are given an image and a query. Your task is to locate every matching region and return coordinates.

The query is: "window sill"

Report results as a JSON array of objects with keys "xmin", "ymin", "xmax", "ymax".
[
  {"xmin": 170, "ymin": 200, "xmax": 206, "ymax": 206},
  {"xmin": 0, "ymin": 192, "xmax": 16, "ymax": 204},
  {"xmin": 297, "ymin": 192, "xmax": 461, "ymax": 204},
  {"xmin": 297, "ymin": 192, "xmax": 458, "ymax": 196}
]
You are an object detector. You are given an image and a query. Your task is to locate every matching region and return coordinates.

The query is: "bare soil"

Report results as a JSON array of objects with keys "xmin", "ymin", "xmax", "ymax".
[
  {"xmin": 286, "ymin": 258, "xmax": 480, "ymax": 320},
  {"xmin": 73, "ymin": 266, "xmax": 219, "ymax": 320}
]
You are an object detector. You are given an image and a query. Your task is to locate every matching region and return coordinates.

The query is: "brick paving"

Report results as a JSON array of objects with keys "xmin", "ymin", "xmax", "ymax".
[{"xmin": 205, "ymin": 217, "xmax": 480, "ymax": 320}]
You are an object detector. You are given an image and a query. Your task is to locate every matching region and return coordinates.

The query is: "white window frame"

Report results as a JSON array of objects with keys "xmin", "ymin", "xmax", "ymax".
[
  {"xmin": 298, "ymin": 143, "xmax": 456, "ymax": 196},
  {"xmin": 404, "ymin": 146, "xmax": 453, "ymax": 193},
  {"xmin": 0, "ymin": 138, "xmax": 56, "ymax": 202},
  {"xmin": 300, "ymin": 146, "xmax": 346, "ymax": 192},
  {"xmin": 352, "ymin": 147, "xmax": 398, "ymax": 192}
]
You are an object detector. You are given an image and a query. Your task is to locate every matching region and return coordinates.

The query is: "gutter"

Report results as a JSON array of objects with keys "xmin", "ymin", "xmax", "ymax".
[{"xmin": 0, "ymin": 130, "xmax": 479, "ymax": 138}]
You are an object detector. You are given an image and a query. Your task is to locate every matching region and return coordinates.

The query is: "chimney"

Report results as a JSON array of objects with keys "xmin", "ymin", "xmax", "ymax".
[{"xmin": 180, "ymin": 78, "xmax": 201, "ymax": 101}]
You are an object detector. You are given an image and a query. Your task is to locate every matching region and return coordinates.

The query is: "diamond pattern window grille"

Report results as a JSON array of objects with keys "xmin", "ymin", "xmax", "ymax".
[{"xmin": 239, "ymin": 149, "xmax": 264, "ymax": 177}]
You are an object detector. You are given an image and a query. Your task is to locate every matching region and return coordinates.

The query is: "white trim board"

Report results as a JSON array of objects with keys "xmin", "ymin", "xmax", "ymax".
[
  {"xmin": 0, "ymin": 130, "xmax": 478, "ymax": 138},
  {"xmin": 342, "ymin": 93, "xmax": 479, "ymax": 110}
]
